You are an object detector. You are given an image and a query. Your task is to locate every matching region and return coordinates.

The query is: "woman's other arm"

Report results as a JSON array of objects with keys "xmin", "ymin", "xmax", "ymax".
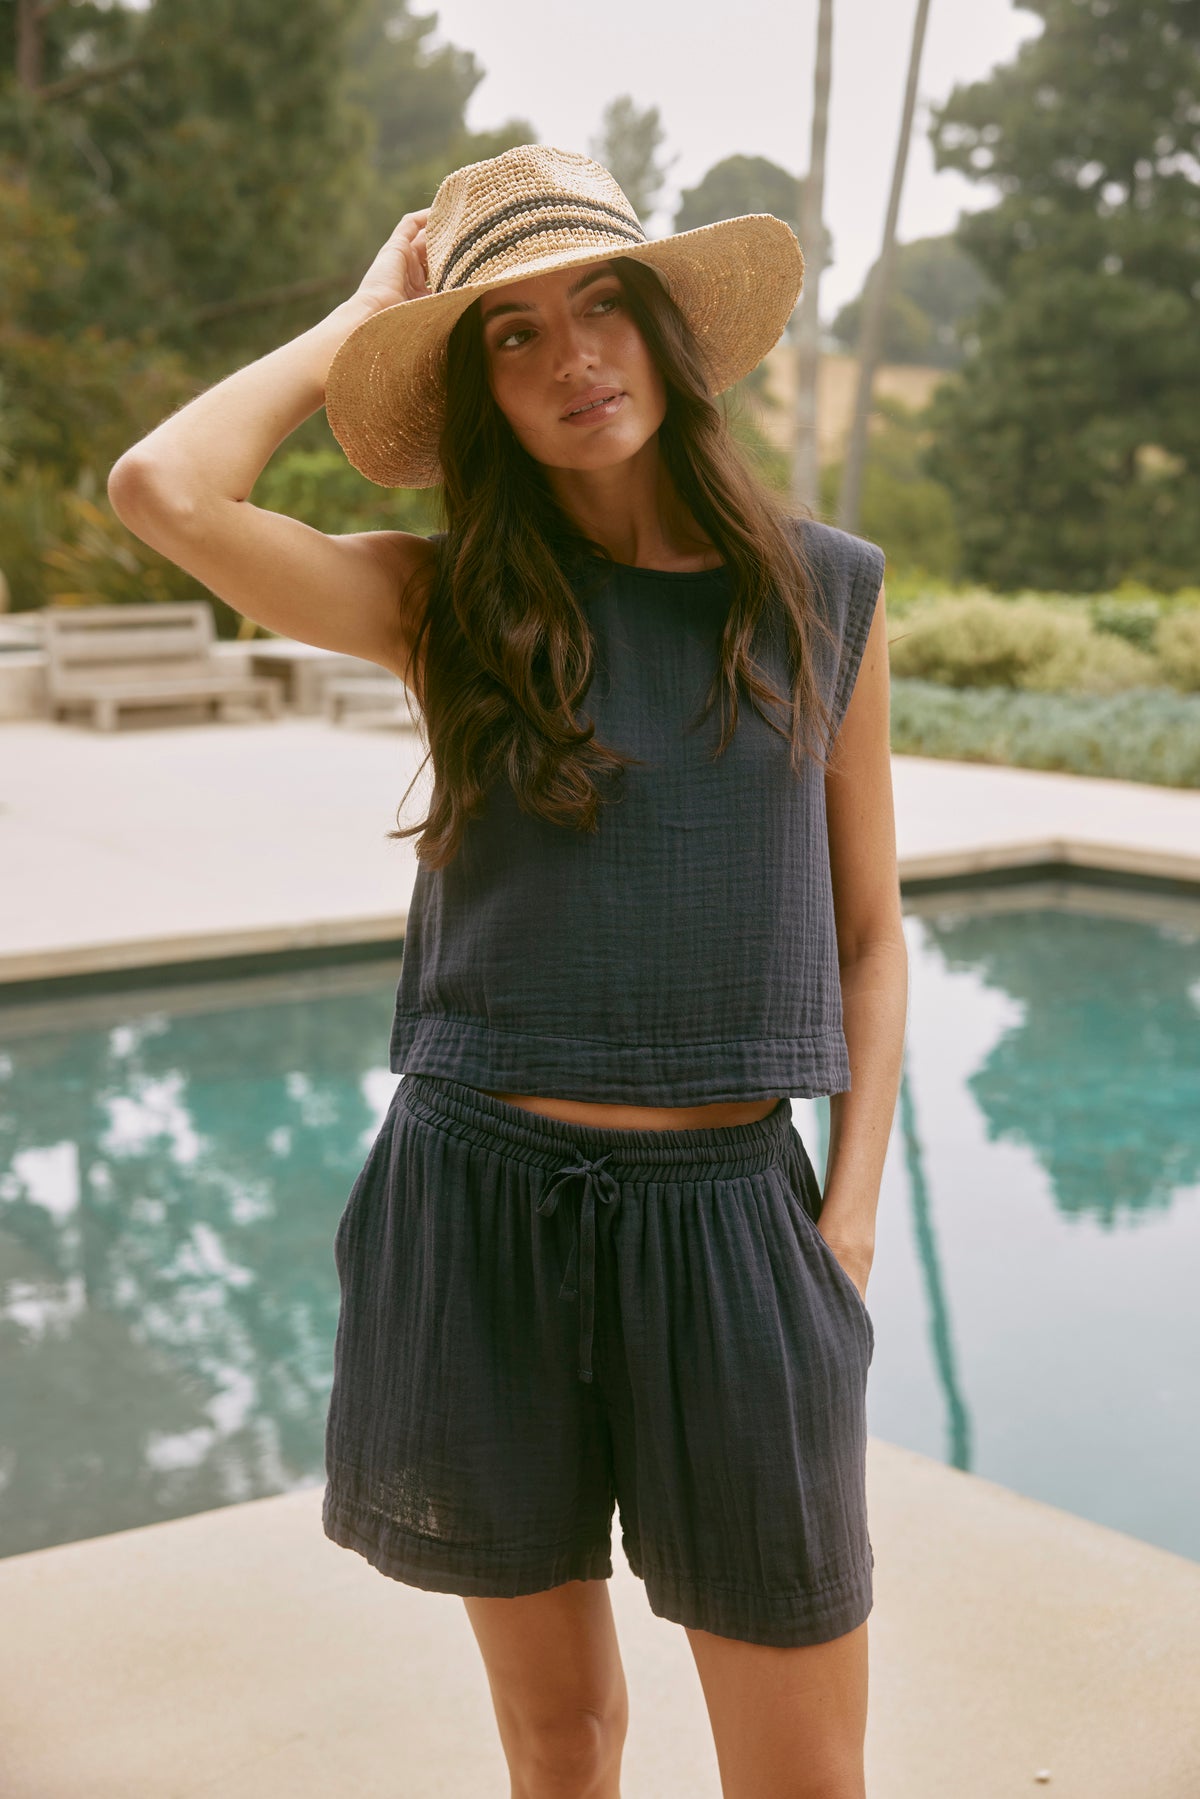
[
  {"xmin": 820, "ymin": 584, "xmax": 909, "ymax": 1300},
  {"xmin": 106, "ymin": 212, "xmax": 433, "ymax": 693}
]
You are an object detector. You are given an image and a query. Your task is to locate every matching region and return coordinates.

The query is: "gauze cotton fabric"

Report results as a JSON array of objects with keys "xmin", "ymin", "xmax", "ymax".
[{"xmin": 388, "ymin": 517, "xmax": 887, "ymax": 1103}]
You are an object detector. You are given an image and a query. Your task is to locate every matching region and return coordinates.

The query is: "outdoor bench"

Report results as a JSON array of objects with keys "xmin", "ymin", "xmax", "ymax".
[
  {"xmin": 325, "ymin": 670, "xmax": 420, "ymax": 729},
  {"xmin": 43, "ymin": 602, "xmax": 283, "ymax": 730}
]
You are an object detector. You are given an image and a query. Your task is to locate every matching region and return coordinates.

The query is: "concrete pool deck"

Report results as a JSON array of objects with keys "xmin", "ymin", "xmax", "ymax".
[
  {"xmin": 1, "ymin": 1443, "xmax": 1198, "ymax": 1798},
  {"xmin": 1, "ymin": 716, "xmax": 1198, "ymax": 983},
  {"xmin": 2, "ymin": 716, "xmax": 1200, "ymax": 1795}
]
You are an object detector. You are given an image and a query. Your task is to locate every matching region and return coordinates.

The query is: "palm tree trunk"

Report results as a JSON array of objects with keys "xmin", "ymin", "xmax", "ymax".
[
  {"xmin": 790, "ymin": 0, "xmax": 834, "ymax": 513},
  {"xmin": 16, "ymin": 0, "xmax": 47, "ymax": 90},
  {"xmin": 837, "ymin": 0, "xmax": 933, "ymax": 533}
]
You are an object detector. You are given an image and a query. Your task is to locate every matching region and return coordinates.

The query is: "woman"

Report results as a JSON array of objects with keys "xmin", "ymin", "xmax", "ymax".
[{"xmin": 109, "ymin": 145, "xmax": 908, "ymax": 1799}]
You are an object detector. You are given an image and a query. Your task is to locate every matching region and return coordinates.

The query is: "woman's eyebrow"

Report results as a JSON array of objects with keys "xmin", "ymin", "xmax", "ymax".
[{"xmin": 481, "ymin": 267, "xmax": 616, "ymax": 326}]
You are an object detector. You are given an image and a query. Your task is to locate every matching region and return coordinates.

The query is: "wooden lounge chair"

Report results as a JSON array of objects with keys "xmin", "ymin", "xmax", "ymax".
[
  {"xmin": 43, "ymin": 602, "xmax": 283, "ymax": 731},
  {"xmin": 325, "ymin": 671, "xmax": 420, "ymax": 730}
]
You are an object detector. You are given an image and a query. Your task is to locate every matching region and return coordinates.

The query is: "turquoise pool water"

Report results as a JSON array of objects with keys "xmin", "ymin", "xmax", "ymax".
[{"xmin": 2, "ymin": 879, "xmax": 1198, "ymax": 1564}]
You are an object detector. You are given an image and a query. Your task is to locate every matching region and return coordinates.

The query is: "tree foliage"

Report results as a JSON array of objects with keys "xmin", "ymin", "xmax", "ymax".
[
  {"xmin": 0, "ymin": 0, "xmax": 530, "ymax": 615},
  {"xmin": 830, "ymin": 234, "xmax": 994, "ymax": 369},
  {"xmin": 673, "ymin": 152, "xmax": 831, "ymax": 270},
  {"xmin": 589, "ymin": 95, "xmax": 676, "ymax": 223},
  {"xmin": 818, "ymin": 397, "xmax": 960, "ymax": 579},
  {"xmin": 925, "ymin": 0, "xmax": 1200, "ymax": 591},
  {"xmin": 4, "ymin": 0, "xmax": 376, "ymax": 353},
  {"xmin": 674, "ymin": 152, "xmax": 831, "ymax": 410}
]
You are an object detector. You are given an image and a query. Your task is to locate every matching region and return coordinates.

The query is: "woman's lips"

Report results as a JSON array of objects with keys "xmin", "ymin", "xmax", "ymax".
[{"xmin": 561, "ymin": 392, "xmax": 625, "ymax": 427}]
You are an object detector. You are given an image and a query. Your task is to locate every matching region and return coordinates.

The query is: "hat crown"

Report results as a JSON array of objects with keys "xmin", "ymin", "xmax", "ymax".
[{"xmin": 425, "ymin": 144, "xmax": 648, "ymax": 297}]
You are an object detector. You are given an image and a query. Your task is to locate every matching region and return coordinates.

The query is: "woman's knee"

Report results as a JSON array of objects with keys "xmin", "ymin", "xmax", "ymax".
[{"xmin": 514, "ymin": 1702, "xmax": 627, "ymax": 1797}]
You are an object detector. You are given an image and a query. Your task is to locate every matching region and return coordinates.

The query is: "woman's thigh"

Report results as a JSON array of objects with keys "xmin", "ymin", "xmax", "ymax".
[
  {"xmin": 686, "ymin": 1618, "xmax": 868, "ymax": 1799},
  {"xmin": 463, "ymin": 1579, "xmax": 629, "ymax": 1772}
]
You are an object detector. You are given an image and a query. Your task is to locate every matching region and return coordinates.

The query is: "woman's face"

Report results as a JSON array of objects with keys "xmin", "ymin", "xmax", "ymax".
[{"xmin": 479, "ymin": 258, "xmax": 667, "ymax": 470}]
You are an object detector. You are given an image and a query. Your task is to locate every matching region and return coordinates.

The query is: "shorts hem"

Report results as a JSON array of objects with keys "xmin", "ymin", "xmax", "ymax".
[
  {"xmin": 323, "ymin": 1492, "xmax": 614, "ymax": 1598},
  {"xmin": 624, "ymin": 1540, "xmax": 875, "ymax": 1648}
]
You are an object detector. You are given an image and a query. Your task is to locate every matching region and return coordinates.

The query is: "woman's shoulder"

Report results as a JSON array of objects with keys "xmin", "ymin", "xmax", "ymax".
[
  {"xmin": 784, "ymin": 514, "xmax": 885, "ymax": 576},
  {"xmin": 782, "ymin": 515, "xmax": 886, "ymax": 624}
]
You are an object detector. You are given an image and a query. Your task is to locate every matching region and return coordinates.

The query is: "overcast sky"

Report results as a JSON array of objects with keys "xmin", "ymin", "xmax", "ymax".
[{"xmin": 425, "ymin": 0, "xmax": 1042, "ymax": 321}]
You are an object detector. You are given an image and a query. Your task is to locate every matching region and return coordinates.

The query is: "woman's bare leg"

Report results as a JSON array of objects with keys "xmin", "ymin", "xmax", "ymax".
[
  {"xmin": 685, "ymin": 1618, "xmax": 869, "ymax": 1799},
  {"xmin": 463, "ymin": 1579, "xmax": 629, "ymax": 1798}
]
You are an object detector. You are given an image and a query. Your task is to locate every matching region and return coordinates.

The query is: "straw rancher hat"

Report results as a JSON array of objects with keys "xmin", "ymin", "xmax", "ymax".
[{"xmin": 324, "ymin": 143, "xmax": 805, "ymax": 488}]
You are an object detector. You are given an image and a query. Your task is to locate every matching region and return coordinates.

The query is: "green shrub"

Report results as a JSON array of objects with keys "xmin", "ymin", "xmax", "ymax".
[
  {"xmin": 249, "ymin": 446, "xmax": 438, "ymax": 536},
  {"xmin": 31, "ymin": 465, "xmax": 242, "ymax": 632},
  {"xmin": 818, "ymin": 463, "xmax": 960, "ymax": 582},
  {"xmin": 890, "ymin": 679, "xmax": 1200, "ymax": 787},
  {"xmin": 1088, "ymin": 594, "xmax": 1165, "ymax": 650},
  {"xmin": 0, "ymin": 466, "xmax": 72, "ymax": 611},
  {"xmin": 1024, "ymin": 621, "xmax": 1160, "ymax": 694},
  {"xmin": 887, "ymin": 595, "xmax": 1159, "ymax": 693},
  {"xmin": 0, "ymin": 447, "xmax": 440, "ymax": 632},
  {"xmin": 818, "ymin": 396, "xmax": 961, "ymax": 582},
  {"xmin": 1154, "ymin": 609, "xmax": 1200, "ymax": 692}
]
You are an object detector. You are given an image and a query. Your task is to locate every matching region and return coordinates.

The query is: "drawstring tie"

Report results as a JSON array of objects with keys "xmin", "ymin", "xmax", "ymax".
[{"xmin": 536, "ymin": 1153, "xmax": 621, "ymax": 1383}]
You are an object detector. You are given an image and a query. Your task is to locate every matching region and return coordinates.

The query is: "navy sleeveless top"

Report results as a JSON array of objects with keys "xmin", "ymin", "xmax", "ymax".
[{"xmin": 388, "ymin": 517, "xmax": 886, "ymax": 1103}]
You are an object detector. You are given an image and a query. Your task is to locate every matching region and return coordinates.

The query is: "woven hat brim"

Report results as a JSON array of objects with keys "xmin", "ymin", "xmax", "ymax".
[{"xmin": 325, "ymin": 213, "xmax": 804, "ymax": 489}]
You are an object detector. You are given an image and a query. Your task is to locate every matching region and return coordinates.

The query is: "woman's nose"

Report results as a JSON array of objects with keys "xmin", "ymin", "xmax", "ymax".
[{"xmin": 550, "ymin": 317, "xmax": 600, "ymax": 376}]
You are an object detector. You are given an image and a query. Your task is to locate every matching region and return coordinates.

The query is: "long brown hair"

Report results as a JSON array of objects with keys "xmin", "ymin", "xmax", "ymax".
[{"xmin": 391, "ymin": 254, "xmax": 840, "ymax": 869}]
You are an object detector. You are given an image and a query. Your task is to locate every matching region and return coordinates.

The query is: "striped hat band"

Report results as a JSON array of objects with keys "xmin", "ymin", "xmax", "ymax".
[{"xmin": 432, "ymin": 194, "xmax": 648, "ymax": 294}]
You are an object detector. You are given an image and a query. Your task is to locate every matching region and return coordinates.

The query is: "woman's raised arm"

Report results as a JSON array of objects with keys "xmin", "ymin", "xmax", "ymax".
[{"xmin": 106, "ymin": 212, "xmax": 434, "ymax": 685}]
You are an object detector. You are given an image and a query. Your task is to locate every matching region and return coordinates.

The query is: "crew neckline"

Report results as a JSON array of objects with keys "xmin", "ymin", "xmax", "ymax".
[{"xmin": 598, "ymin": 557, "xmax": 730, "ymax": 580}]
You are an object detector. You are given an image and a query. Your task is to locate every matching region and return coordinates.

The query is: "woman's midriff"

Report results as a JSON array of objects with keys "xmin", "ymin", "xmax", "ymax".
[{"xmin": 480, "ymin": 1091, "xmax": 781, "ymax": 1130}]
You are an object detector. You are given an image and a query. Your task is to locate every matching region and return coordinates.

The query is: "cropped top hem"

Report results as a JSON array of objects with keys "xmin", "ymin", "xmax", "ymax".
[{"xmin": 388, "ymin": 1012, "xmax": 853, "ymax": 1104}]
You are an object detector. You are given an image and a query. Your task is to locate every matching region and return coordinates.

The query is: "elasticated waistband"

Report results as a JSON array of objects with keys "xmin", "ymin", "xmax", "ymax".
[{"xmin": 398, "ymin": 1073, "xmax": 794, "ymax": 1183}]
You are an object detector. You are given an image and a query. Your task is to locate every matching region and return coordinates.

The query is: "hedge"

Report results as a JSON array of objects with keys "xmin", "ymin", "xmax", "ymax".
[{"xmin": 889, "ymin": 680, "xmax": 1200, "ymax": 788}]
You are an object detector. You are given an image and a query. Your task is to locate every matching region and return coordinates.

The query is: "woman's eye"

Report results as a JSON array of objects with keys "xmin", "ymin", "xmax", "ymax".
[{"xmin": 495, "ymin": 294, "xmax": 620, "ymax": 352}]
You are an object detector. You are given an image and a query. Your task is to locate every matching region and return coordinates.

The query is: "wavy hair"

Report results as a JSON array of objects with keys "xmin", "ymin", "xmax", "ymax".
[{"xmin": 390, "ymin": 254, "xmax": 840, "ymax": 869}]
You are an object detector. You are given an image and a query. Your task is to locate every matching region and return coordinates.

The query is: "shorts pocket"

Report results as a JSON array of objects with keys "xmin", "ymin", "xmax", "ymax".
[
  {"xmin": 786, "ymin": 1133, "xmax": 875, "ymax": 1361},
  {"xmin": 333, "ymin": 1079, "xmax": 403, "ymax": 1277}
]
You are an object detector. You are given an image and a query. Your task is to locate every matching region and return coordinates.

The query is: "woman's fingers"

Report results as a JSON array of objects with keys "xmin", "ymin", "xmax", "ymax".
[
  {"xmin": 399, "ymin": 213, "xmax": 429, "ymax": 288},
  {"xmin": 407, "ymin": 235, "xmax": 429, "ymax": 293},
  {"xmin": 351, "ymin": 208, "xmax": 433, "ymax": 310}
]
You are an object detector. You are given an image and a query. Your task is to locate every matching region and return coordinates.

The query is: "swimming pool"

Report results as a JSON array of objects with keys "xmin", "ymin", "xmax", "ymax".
[{"xmin": 1, "ymin": 877, "xmax": 1198, "ymax": 1564}]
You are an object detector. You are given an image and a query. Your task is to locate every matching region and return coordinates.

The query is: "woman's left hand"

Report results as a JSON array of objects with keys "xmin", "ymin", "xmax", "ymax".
[{"xmin": 820, "ymin": 1230, "xmax": 873, "ymax": 1304}]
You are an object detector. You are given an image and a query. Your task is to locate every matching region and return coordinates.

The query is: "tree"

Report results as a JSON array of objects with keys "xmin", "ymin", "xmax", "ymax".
[
  {"xmin": 0, "ymin": 0, "xmax": 529, "ymax": 613},
  {"xmin": 924, "ymin": 0, "xmax": 1200, "ymax": 591},
  {"xmin": 675, "ymin": 152, "xmax": 822, "ymax": 245},
  {"xmin": 791, "ymin": 0, "xmax": 833, "ymax": 513},
  {"xmin": 589, "ymin": 95, "xmax": 675, "ymax": 223},
  {"xmin": 2, "ymin": 0, "xmax": 378, "ymax": 353},
  {"xmin": 673, "ymin": 153, "xmax": 832, "ymax": 414},
  {"xmin": 0, "ymin": 0, "xmax": 533, "ymax": 390},
  {"xmin": 830, "ymin": 235, "xmax": 994, "ymax": 370},
  {"xmin": 837, "ymin": 0, "xmax": 933, "ymax": 534},
  {"xmin": 818, "ymin": 396, "xmax": 960, "ymax": 578}
]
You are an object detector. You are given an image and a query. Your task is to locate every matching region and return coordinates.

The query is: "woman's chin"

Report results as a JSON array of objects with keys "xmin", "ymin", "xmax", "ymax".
[{"xmin": 537, "ymin": 427, "xmax": 656, "ymax": 473}]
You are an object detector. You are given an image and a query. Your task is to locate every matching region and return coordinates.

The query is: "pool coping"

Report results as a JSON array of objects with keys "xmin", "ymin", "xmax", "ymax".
[{"xmin": 2, "ymin": 834, "xmax": 1198, "ymax": 992}]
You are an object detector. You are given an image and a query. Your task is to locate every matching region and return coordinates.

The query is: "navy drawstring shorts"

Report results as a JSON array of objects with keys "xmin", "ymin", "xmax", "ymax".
[{"xmin": 322, "ymin": 1073, "xmax": 875, "ymax": 1648}]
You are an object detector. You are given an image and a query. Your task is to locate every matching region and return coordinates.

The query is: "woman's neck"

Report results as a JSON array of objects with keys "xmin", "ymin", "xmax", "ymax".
[{"xmin": 545, "ymin": 438, "xmax": 718, "ymax": 572}]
